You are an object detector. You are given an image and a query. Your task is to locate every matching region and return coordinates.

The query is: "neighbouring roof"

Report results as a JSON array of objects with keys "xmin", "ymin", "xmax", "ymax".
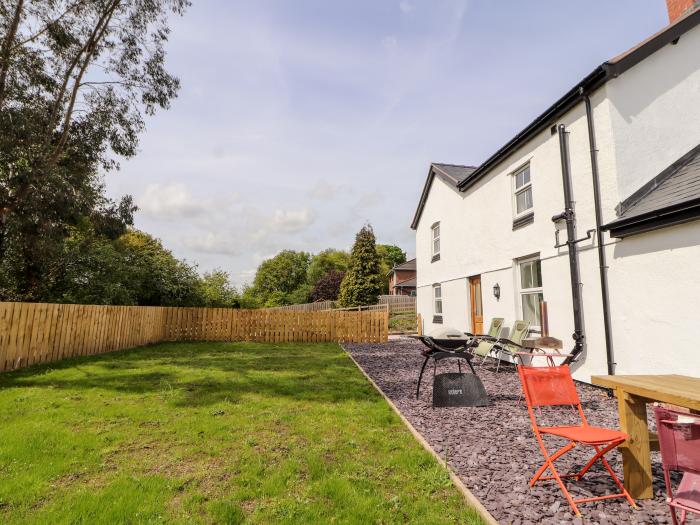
[
  {"xmin": 394, "ymin": 277, "xmax": 416, "ymax": 288},
  {"xmin": 602, "ymin": 144, "xmax": 700, "ymax": 238},
  {"xmin": 410, "ymin": 7, "xmax": 700, "ymax": 230},
  {"xmin": 392, "ymin": 258, "xmax": 416, "ymax": 271},
  {"xmin": 410, "ymin": 164, "xmax": 477, "ymax": 229}
]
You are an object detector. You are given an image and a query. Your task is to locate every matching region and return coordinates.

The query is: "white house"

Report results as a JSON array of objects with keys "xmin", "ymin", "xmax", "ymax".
[{"xmin": 411, "ymin": 1, "xmax": 700, "ymax": 382}]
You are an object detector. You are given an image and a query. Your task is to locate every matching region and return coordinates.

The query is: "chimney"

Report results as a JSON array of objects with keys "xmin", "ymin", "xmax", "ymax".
[{"xmin": 666, "ymin": 0, "xmax": 699, "ymax": 23}]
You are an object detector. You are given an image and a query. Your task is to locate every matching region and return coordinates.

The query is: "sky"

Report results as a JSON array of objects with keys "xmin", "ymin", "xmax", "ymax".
[{"xmin": 105, "ymin": 0, "xmax": 669, "ymax": 286}]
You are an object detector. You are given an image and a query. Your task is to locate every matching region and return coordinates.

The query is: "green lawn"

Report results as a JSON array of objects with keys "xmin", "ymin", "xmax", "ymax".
[{"xmin": 0, "ymin": 341, "xmax": 482, "ymax": 524}]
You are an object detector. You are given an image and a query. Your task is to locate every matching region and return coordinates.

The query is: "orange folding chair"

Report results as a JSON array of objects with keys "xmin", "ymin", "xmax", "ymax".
[{"xmin": 518, "ymin": 365, "xmax": 637, "ymax": 516}]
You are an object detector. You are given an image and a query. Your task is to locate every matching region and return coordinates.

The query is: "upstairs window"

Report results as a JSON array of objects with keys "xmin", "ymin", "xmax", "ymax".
[
  {"xmin": 513, "ymin": 164, "xmax": 533, "ymax": 217},
  {"xmin": 431, "ymin": 222, "xmax": 440, "ymax": 261},
  {"xmin": 519, "ymin": 257, "xmax": 543, "ymax": 328}
]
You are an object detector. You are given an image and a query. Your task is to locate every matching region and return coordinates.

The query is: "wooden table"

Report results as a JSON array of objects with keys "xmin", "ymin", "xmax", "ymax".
[{"xmin": 590, "ymin": 374, "xmax": 700, "ymax": 499}]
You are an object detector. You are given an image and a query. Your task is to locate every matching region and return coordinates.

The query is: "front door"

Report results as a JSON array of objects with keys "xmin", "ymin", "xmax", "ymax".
[{"xmin": 469, "ymin": 276, "xmax": 483, "ymax": 334}]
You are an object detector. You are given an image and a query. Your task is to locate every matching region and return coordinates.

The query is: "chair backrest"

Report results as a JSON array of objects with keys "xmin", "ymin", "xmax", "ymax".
[
  {"xmin": 487, "ymin": 318, "xmax": 504, "ymax": 337},
  {"xmin": 654, "ymin": 406, "xmax": 700, "ymax": 475},
  {"xmin": 510, "ymin": 320, "xmax": 530, "ymax": 344},
  {"xmin": 518, "ymin": 365, "xmax": 581, "ymax": 407}
]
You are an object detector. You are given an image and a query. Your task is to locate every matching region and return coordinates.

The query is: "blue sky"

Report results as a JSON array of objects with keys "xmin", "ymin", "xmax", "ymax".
[{"xmin": 106, "ymin": 0, "xmax": 668, "ymax": 285}]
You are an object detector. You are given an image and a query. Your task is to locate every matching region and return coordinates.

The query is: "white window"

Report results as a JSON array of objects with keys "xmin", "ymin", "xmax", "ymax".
[
  {"xmin": 431, "ymin": 222, "xmax": 440, "ymax": 259},
  {"xmin": 513, "ymin": 164, "xmax": 533, "ymax": 217},
  {"xmin": 519, "ymin": 257, "xmax": 543, "ymax": 328},
  {"xmin": 433, "ymin": 284, "xmax": 443, "ymax": 316}
]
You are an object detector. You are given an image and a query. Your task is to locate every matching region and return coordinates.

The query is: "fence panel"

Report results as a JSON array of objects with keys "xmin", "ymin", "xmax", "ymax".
[{"xmin": 0, "ymin": 302, "xmax": 388, "ymax": 372}]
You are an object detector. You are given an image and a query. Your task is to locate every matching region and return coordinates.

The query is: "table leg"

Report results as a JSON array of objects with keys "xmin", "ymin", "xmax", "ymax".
[{"xmin": 617, "ymin": 390, "xmax": 653, "ymax": 499}]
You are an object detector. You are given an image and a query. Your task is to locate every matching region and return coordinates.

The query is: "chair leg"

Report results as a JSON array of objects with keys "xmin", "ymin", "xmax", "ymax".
[
  {"xmin": 530, "ymin": 442, "xmax": 576, "ymax": 485},
  {"xmin": 575, "ymin": 440, "xmax": 622, "ymax": 479}
]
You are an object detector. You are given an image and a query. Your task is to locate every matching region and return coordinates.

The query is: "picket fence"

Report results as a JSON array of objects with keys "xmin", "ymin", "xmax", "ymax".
[{"xmin": 0, "ymin": 302, "xmax": 388, "ymax": 373}]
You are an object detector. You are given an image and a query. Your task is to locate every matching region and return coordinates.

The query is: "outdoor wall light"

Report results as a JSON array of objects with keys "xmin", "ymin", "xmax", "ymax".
[{"xmin": 493, "ymin": 283, "xmax": 501, "ymax": 300}]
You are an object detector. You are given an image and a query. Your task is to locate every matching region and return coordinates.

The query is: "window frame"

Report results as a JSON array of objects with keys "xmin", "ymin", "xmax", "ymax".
[
  {"xmin": 517, "ymin": 256, "xmax": 543, "ymax": 330},
  {"xmin": 431, "ymin": 222, "xmax": 441, "ymax": 262},
  {"xmin": 512, "ymin": 163, "xmax": 533, "ymax": 219},
  {"xmin": 433, "ymin": 283, "xmax": 443, "ymax": 318}
]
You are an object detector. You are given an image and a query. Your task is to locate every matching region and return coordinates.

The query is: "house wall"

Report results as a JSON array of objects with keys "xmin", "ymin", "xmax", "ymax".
[
  {"xmin": 416, "ymin": 93, "xmax": 614, "ymax": 380},
  {"xmin": 607, "ymin": 26, "xmax": 700, "ymax": 203},
  {"xmin": 415, "ymin": 23, "xmax": 700, "ymax": 381}
]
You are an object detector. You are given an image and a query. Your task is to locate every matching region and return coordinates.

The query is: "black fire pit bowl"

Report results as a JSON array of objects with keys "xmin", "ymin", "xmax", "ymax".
[{"xmin": 432, "ymin": 372, "xmax": 490, "ymax": 408}]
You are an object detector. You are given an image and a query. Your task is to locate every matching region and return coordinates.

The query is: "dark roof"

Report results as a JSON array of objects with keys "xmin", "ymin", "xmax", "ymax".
[
  {"xmin": 393, "ymin": 258, "xmax": 416, "ymax": 271},
  {"xmin": 409, "ymin": 7, "xmax": 700, "ymax": 231},
  {"xmin": 602, "ymin": 144, "xmax": 700, "ymax": 238},
  {"xmin": 394, "ymin": 277, "xmax": 416, "ymax": 288},
  {"xmin": 410, "ymin": 164, "xmax": 477, "ymax": 229},
  {"xmin": 454, "ymin": 7, "xmax": 700, "ymax": 194}
]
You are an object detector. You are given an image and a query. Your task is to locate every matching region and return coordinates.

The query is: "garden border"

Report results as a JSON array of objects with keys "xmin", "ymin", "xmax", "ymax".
[{"xmin": 342, "ymin": 345, "xmax": 499, "ymax": 525}]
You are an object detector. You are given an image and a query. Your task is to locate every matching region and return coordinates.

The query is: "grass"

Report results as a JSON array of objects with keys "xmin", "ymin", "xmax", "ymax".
[{"xmin": 0, "ymin": 341, "xmax": 483, "ymax": 524}]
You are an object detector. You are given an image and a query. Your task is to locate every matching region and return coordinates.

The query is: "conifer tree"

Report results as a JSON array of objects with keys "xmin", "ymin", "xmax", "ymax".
[{"xmin": 338, "ymin": 224, "xmax": 382, "ymax": 307}]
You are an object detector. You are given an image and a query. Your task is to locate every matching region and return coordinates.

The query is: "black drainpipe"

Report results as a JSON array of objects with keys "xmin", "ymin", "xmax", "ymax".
[
  {"xmin": 582, "ymin": 91, "xmax": 616, "ymax": 375},
  {"xmin": 556, "ymin": 124, "xmax": 586, "ymax": 362}
]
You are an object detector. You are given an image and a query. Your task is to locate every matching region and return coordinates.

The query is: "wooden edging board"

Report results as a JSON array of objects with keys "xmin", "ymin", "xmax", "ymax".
[{"xmin": 342, "ymin": 346, "xmax": 500, "ymax": 525}]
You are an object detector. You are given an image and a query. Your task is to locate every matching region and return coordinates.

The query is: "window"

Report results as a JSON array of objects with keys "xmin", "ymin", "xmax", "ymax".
[
  {"xmin": 513, "ymin": 164, "xmax": 533, "ymax": 217},
  {"xmin": 519, "ymin": 257, "xmax": 543, "ymax": 327},
  {"xmin": 433, "ymin": 284, "xmax": 443, "ymax": 317},
  {"xmin": 431, "ymin": 222, "xmax": 440, "ymax": 261}
]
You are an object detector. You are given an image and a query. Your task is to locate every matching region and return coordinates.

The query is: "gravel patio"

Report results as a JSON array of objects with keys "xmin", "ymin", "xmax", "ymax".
[{"xmin": 345, "ymin": 337, "xmax": 698, "ymax": 525}]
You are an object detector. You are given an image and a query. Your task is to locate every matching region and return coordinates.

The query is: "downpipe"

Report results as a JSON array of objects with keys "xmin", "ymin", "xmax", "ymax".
[
  {"xmin": 556, "ymin": 125, "xmax": 586, "ymax": 363},
  {"xmin": 583, "ymin": 92, "xmax": 616, "ymax": 375}
]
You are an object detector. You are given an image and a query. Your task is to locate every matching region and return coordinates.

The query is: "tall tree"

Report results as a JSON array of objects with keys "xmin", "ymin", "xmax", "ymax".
[
  {"xmin": 249, "ymin": 250, "xmax": 311, "ymax": 307},
  {"xmin": 338, "ymin": 224, "xmax": 382, "ymax": 307},
  {"xmin": 307, "ymin": 248, "xmax": 350, "ymax": 286},
  {"xmin": 0, "ymin": 0, "xmax": 189, "ymax": 300}
]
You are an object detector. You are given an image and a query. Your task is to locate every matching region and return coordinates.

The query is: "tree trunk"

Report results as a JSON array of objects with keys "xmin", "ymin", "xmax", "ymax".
[{"xmin": 0, "ymin": 0, "xmax": 24, "ymax": 107}]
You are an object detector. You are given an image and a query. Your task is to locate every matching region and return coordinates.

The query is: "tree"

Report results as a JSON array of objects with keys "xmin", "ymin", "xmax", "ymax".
[
  {"xmin": 310, "ymin": 270, "xmax": 345, "ymax": 302},
  {"xmin": 338, "ymin": 224, "xmax": 382, "ymax": 307},
  {"xmin": 0, "ymin": 0, "xmax": 189, "ymax": 301},
  {"xmin": 199, "ymin": 269, "xmax": 239, "ymax": 308},
  {"xmin": 117, "ymin": 230, "xmax": 201, "ymax": 307},
  {"xmin": 376, "ymin": 244, "xmax": 407, "ymax": 294},
  {"xmin": 376, "ymin": 244, "xmax": 406, "ymax": 270},
  {"xmin": 307, "ymin": 248, "xmax": 350, "ymax": 286},
  {"xmin": 249, "ymin": 250, "xmax": 311, "ymax": 307}
]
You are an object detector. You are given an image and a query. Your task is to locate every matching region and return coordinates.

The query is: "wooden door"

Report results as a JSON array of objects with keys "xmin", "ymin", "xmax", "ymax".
[{"xmin": 469, "ymin": 276, "xmax": 483, "ymax": 334}]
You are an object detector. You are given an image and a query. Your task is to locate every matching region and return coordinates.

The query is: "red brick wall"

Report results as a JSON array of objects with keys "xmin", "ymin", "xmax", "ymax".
[
  {"xmin": 389, "ymin": 269, "xmax": 416, "ymax": 295},
  {"xmin": 666, "ymin": 0, "xmax": 696, "ymax": 22}
]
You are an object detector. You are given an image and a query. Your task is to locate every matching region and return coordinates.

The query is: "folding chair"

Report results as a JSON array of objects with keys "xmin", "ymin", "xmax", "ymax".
[
  {"xmin": 518, "ymin": 365, "xmax": 636, "ymax": 516},
  {"xmin": 653, "ymin": 406, "xmax": 700, "ymax": 525},
  {"xmin": 470, "ymin": 317, "xmax": 504, "ymax": 363}
]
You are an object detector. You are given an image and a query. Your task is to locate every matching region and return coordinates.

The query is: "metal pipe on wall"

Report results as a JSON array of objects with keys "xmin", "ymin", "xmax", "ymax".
[
  {"xmin": 582, "ymin": 92, "xmax": 616, "ymax": 375},
  {"xmin": 557, "ymin": 125, "xmax": 586, "ymax": 362}
]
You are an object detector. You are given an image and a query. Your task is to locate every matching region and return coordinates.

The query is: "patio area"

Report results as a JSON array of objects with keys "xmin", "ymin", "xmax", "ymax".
[{"xmin": 346, "ymin": 337, "xmax": 698, "ymax": 525}]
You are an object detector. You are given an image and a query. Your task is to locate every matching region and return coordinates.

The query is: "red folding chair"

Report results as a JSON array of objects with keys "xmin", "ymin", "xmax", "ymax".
[
  {"xmin": 518, "ymin": 365, "xmax": 637, "ymax": 516},
  {"xmin": 654, "ymin": 405, "xmax": 700, "ymax": 525}
]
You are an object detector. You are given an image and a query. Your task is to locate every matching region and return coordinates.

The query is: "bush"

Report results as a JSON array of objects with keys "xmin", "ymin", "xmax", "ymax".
[{"xmin": 310, "ymin": 270, "xmax": 345, "ymax": 301}]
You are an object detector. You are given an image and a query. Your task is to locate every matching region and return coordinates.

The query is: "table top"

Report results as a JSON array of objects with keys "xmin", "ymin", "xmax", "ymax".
[
  {"xmin": 591, "ymin": 374, "xmax": 700, "ymax": 411},
  {"xmin": 522, "ymin": 336, "xmax": 564, "ymax": 350}
]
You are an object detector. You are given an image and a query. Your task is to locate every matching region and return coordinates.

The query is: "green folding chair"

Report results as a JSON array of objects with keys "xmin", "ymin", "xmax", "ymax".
[
  {"xmin": 473, "ymin": 320, "xmax": 530, "ymax": 372},
  {"xmin": 470, "ymin": 318, "xmax": 505, "ymax": 361}
]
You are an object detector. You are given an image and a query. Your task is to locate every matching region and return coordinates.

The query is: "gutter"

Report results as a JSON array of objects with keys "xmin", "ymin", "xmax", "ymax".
[
  {"xmin": 455, "ymin": 8, "xmax": 700, "ymax": 195},
  {"xmin": 602, "ymin": 196, "xmax": 700, "ymax": 238}
]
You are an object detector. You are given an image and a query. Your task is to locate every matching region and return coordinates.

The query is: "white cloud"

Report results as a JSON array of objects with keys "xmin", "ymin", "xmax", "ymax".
[
  {"xmin": 399, "ymin": 1, "xmax": 415, "ymax": 13},
  {"xmin": 138, "ymin": 183, "xmax": 206, "ymax": 219},
  {"xmin": 271, "ymin": 208, "xmax": 315, "ymax": 233},
  {"xmin": 382, "ymin": 35, "xmax": 398, "ymax": 52},
  {"xmin": 307, "ymin": 180, "xmax": 350, "ymax": 200}
]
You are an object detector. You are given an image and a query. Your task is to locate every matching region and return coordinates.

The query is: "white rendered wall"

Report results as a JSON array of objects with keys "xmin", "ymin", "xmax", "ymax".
[{"xmin": 607, "ymin": 27, "xmax": 700, "ymax": 201}]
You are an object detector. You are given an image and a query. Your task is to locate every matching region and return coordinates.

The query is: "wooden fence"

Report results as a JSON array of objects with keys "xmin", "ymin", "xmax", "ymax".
[
  {"xmin": 379, "ymin": 295, "xmax": 416, "ymax": 315},
  {"xmin": 266, "ymin": 300, "xmax": 335, "ymax": 312},
  {"xmin": 0, "ymin": 302, "xmax": 388, "ymax": 373}
]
